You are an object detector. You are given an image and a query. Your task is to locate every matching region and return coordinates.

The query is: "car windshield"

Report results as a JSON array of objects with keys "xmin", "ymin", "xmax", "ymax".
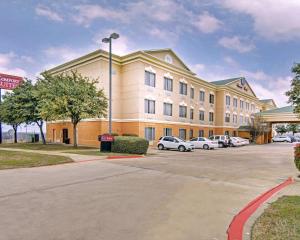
[{"xmin": 175, "ymin": 137, "xmax": 185, "ymax": 142}]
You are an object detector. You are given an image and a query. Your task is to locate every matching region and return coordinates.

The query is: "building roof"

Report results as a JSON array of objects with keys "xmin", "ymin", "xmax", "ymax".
[
  {"xmin": 259, "ymin": 99, "xmax": 273, "ymax": 103},
  {"xmin": 260, "ymin": 105, "xmax": 294, "ymax": 115},
  {"xmin": 210, "ymin": 77, "xmax": 244, "ymax": 86}
]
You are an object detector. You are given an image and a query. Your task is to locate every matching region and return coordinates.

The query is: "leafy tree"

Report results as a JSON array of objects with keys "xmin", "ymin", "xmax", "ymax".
[
  {"xmin": 0, "ymin": 92, "xmax": 25, "ymax": 143},
  {"xmin": 286, "ymin": 63, "xmax": 300, "ymax": 115},
  {"xmin": 248, "ymin": 114, "xmax": 268, "ymax": 142},
  {"xmin": 37, "ymin": 71, "xmax": 108, "ymax": 147},
  {"xmin": 275, "ymin": 125, "xmax": 287, "ymax": 135},
  {"xmin": 11, "ymin": 80, "xmax": 46, "ymax": 144},
  {"xmin": 287, "ymin": 123, "xmax": 299, "ymax": 135}
]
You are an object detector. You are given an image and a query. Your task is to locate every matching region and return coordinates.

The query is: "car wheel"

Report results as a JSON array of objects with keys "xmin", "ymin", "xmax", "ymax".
[
  {"xmin": 178, "ymin": 145, "xmax": 186, "ymax": 152},
  {"xmin": 219, "ymin": 142, "xmax": 224, "ymax": 148},
  {"xmin": 203, "ymin": 144, "xmax": 209, "ymax": 150},
  {"xmin": 158, "ymin": 144, "xmax": 164, "ymax": 150}
]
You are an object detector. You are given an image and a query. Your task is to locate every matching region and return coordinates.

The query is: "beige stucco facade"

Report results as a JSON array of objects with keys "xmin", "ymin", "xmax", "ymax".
[{"xmin": 46, "ymin": 48, "xmax": 277, "ymax": 147}]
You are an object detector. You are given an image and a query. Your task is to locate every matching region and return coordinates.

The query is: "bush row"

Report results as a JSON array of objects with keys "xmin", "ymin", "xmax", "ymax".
[
  {"xmin": 111, "ymin": 136, "xmax": 149, "ymax": 154},
  {"xmin": 295, "ymin": 143, "xmax": 300, "ymax": 171}
]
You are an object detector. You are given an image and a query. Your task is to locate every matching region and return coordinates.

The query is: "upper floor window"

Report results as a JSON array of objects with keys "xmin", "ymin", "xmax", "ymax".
[
  {"xmin": 199, "ymin": 91, "xmax": 205, "ymax": 102},
  {"xmin": 225, "ymin": 113, "xmax": 230, "ymax": 123},
  {"xmin": 190, "ymin": 108, "xmax": 194, "ymax": 119},
  {"xmin": 199, "ymin": 110, "xmax": 205, "ymax": 121},
  {"xmin": 144, "ymin": 99, "xmax": 155, "ymax": 114},
  {"xmin": 240, "ymin": 115, "xmax": 243, "ymax": 124},
  {"xmin": 179, "ymin": 82, "xmax": 187, "ymax": 95},
  {"xmin": 251, "ymin": 104, "xmax": 255, "ymax": 112},
  {"xmin": 209, "ymin": 94, "xmax": 214, "ymax": 104},
  {"xmin": 190, "ymin": 88, "xmax": 194, "ymax": 99},
  {"xmin": 240, "ymin": 100, "xmax": 244, "ymax": 109},
  {"xmin": 163, "ymin": 103, "xmax": 172, "ymax": 116},
  {"xmin": 233, "ymin": 98, "xmax": 238, "ymax": 108},
  {"xmin": 179, "ymin": 105, "xmax": 187, "ymax": 118},
  {"xmin": 226, "ymin": 95, "xmax": 231, "ymax": 106},
  {"xmin": 164, "ymin": 77, "xmax": 173, "ymax": 91},
  {"xmin": 209, "ymin": 112, "xmax": 214, "ymax": 122},
  {"xmin": 233, "ymin": 114, "xmax": 238, "ymax": 124},
  {"xmin": 246, "ymin": 102, "xmax": 250, "ymax": 110},
  {"xmin": 145, "ymin": 71, "xmax": 155, "ymax": 87}
]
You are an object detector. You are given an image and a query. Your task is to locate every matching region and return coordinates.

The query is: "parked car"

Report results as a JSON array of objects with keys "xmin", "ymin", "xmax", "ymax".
[
  {"xmin": 208, "ymin": 135, "xmax": 230, "ymax": 148},
  {"xmin": 237, "ymin": 137, "xmax": 250, "ymax": 145},
  {"xmin": 157, "ymin": 136, "xmax": 194, "ymax": 152},
  {"xmin": 272, "ymin": 136, "xmax": 292, "ymax": 143},
  {"xmin": 290, "ymin": 136, "xmax": 300, "ymax": 143},
  {"xmin": 188, "ymin": 137, "xmax": 219, "ymax": 150},
  {"xmin": 230, "ymin": 137, "xmax": 244, "ymax": 147}
]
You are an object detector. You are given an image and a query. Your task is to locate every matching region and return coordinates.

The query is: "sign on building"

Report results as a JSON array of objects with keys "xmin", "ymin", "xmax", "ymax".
[{"xmin": 0, "ymin": 73, "xmax": 23, "ymax": 90}]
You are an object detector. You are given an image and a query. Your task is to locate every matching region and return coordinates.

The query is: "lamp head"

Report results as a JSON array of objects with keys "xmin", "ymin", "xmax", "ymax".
[
  {"xmin": 102, "ymin": 38, "xmax": 110, "ymax": 43},
  {"xmin": 110, "ymin": 33, "xmax": 119, "ymax": 39}
]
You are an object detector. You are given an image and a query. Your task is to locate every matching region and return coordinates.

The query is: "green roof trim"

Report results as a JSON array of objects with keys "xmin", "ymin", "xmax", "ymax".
[
  {"xmin": 210, "ymin": 77, "xmax": 244, "ymax": 86},
  {"xmin": 260, "ymin": 105, "xmax": 294, "ymax": 115}
]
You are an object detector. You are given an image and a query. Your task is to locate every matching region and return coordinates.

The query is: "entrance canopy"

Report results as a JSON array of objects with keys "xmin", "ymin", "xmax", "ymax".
[{"xmin": 259, "ymin": 106, "xmax": 300, "ymax": 123}]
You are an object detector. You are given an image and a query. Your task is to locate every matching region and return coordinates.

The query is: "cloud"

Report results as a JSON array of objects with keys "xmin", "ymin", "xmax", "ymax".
[
  {"xmin": 193, "ymin": 11, "xmax": 222, "ymax": 33},
  {"xmin": 221, "ymin": 0, "xmax": 300, "ymax": 41},
  {"xmin": 0, "ymin": 52, "xmax": 27, "ymax": 77},
  {"xmin": 35, "ymin": 5, "xmax": 63, "ymax": 22},
  {"xmin": 43, "ymin": 46, "xmax": 86, "ymax": 62},
  {"xmin": 224, "ymin": 56, "xmax": 239, "ymax": 67},
  {"xmin": 218, "ymin": 36, "xmax": 255, "ymax": 53}
]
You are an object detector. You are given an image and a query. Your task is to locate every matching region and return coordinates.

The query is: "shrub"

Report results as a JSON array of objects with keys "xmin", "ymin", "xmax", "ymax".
[
  {"xmin": 122, "ymin": 133, "xmax": 138, "ymax": 137},
  {"xmin": 112, "ymin": 136, "xmax": 149, "ymax": 154},
  {"xmin": 295, "ymin": 143, "xmax": 300, "ymax": 172}
]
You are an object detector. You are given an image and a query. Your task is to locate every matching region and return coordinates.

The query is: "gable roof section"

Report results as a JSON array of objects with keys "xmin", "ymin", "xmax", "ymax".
[
  {"xmin": 259, "ymin": 99, "xmax": 277, "ymax": 107},
  {"xmin": 143, "ymin": 48, "xmax": 192, "ymax": 72},
  {"xmin": 260, "ymin": 105, "xmax": 294, "ymax": 115},
  {"xmin": 210, "ymin": 77, "xmax": 242, "ymax": 86}
]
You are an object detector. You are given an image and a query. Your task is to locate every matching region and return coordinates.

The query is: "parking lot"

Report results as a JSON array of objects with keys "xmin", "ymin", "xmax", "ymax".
[{"xmin": 0, "ymin": 143, "xmax": 298, "ymax": 240}]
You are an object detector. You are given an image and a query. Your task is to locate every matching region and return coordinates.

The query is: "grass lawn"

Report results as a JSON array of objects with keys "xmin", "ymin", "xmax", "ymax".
[
  {"xmin": 0, "ymin": 143, "xmax": 96, "ymax": 151},
  {"xmin": 251, "ymin": 195, "xmax": 300, "ymax": 240},
  {"xmin": 0, "ymin": 150, "xmax": 73, "ymax": 170}
]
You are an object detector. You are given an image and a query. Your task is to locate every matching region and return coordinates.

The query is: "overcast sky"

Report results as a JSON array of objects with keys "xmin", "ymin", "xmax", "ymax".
[{"xmin": 0, "ymin": 0, "xmax": 299, "ymax": 108}]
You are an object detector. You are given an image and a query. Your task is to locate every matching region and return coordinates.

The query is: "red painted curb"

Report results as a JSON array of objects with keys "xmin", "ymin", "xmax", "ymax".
[
  {"xmin": 106, "ymin": 155, "xmax": 144, "ymax": 160},
  {"xmin": 227, "ymin": 177, "xmax": 294, "ymax": 240}
]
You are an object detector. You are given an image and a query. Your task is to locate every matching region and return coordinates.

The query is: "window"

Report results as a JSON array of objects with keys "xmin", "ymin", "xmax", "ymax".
[
  {"xmin": 240, "ymin": 115, "xmax": 243, "ymax": 124},
  {"xmin": 226, "ymin": 95, "xmax": 231, "ymax": 106},
  {"xmin": 233, "ymin": 114, "xmax": 237, "ymax": 124},
  {"xmin": 199, "ymin": 90, "xmax": 205, "ymax": 102},
  {"xmin": 225, "ymin": 131, "xmax": 229, "ymax": 136},
  {"xmin": 209, "ymin": 112, "xmax": 214, "ymax": 122},
  {"xmin": 233, "ymin": 131, "xmax": 237, "ymax": 137},
  {"xmin": 145, "ymin": 71, "xmax": 155, "ymax": 87},
  {"xmin": 163, "ymin": 128, "xmax": 172, "ymax": 136},
  {"xmin": 199, "ymin": 110, "xmax": 205, "ymax": 121},
  {"xmin": 240, "ymin": 100, "xmax": 244, "ymax": 109},
  {"xmin": 209, "ymin": 94, "xmax": 214, "ymax": 104},
  {"xmin": 145, "ymin": 127, "xmax": 155, "ymax": 141},
  {"xmin": 245, "ymin": 117, "xmax": 249, "ymax": 125},
  {"xmin": 246, "ymin": 102, "xmax": 250, "ymax": 110},
  {"xmin": 163, "ymin": 103, "xmax": 172, "ymax": 116},
  {"xmin": 233, "ymin": 98, "xmax": 238, "ymax": 108},
  {"xmin": 209, "ymin": 130, "xmax": 214, "ymax": 137},
  {"xmin": 164, "ymin": 77, "xmax": 173, "ymax": 91},
  {"xmin": 225, "ymin": 113, "xmax": 230, "ymax": 123},
  {"xmin": 198, "ymin": 130, "xmax": 204, "ymax": 137},
  {"xmin": 190, "ymin": 88, "xmax": 194, "ymax": 99},
  {"xmin": 251, "ymin": 104, "xmax": 255, "ymax": 112},
  {"xmin": 189, "ymin": 129, "xmax": 194, "ymax": 139},
  {"xmin": 179, "ymin": 82, "xmax": 187, "ymax": 95},
  {"xmin": 190, "ymin": 108, "xmax": 194, "ymax": 119},
  {"xmin": 144, "ymin": 99, "xmax": 155, "ymax": 114},
  {"xmin": 179, "ymin": 105, "xmax": 187, "ymax": 118},
  {"xmin": 179, "ymin": 128, "xmax": 186, "ymax": 140}
]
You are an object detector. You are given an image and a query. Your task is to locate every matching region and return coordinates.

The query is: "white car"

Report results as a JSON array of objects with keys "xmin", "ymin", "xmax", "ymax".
[
  {"xmin": 188, "ymin": 137, "xmax": 218, "ymax": 150},
  {"xmin": 230, "ymin": 137, "xmax": 244, "ymax": 147},
  {"xmin": 272, "ymin": 136, "xmax": 292, "ymax": 143},
  {"xmin": 237, "ymin": 137, "xmax": 250, "ymax": 145},
  {"xmin": 158, "ymin": 136, "xmax": 194, "ymax": 152}
]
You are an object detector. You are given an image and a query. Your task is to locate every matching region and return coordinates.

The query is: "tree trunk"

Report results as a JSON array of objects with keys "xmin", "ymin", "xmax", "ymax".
[
  {"xmin": 37, "ymin": 121, "xmax": 46, "ymax": 145},
  {"xmin": 73, "ymin": 122, "xmax": 78, "ymax": 148},
  {"xmin": 13, "ymin": 125, "xmax": 18, "ymax": 143}
]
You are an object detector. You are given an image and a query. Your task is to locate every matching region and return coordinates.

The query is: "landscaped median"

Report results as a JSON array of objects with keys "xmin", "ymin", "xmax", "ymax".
[{"xmin": 0, "ymin": 149, "xmax": 73, "ymax": 170}]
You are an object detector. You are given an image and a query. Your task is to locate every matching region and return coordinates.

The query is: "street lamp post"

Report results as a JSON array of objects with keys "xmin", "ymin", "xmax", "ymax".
[{"xmin": 102, "ymin": 33, "xmax": 119, "ymax": 135}]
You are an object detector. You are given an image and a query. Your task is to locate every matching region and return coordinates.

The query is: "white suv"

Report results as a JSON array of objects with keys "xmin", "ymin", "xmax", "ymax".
[
  {"xmin": 157, "ymin": 136, "xmax": 194, "ymax": 152},
  {"xmin": 272, "ymin": 136, "xmax": 292, "ymax": 143}
]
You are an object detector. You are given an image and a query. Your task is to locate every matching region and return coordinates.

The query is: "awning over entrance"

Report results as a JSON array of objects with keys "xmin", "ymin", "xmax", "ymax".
[{"xmin": 258, "ymin": 106, "xmax": 300, "ymax": 123}]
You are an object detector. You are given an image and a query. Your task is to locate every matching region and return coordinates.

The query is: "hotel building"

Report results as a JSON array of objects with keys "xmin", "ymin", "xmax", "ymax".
[{"xmin": 46, "ymin": 49, "xmax": 276, "ymax": 147}]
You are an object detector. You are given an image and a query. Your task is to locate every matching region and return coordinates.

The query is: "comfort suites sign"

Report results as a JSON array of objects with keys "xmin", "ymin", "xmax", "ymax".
[{"xmin": 0, "ymin": 73, "xmax": 23, "ymax": 90}]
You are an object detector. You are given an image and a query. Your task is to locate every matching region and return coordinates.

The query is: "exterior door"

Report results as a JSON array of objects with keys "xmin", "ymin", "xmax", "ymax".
[{"xmin": 62, "ymin": 128, "xmax": 68, "ymax": 143}]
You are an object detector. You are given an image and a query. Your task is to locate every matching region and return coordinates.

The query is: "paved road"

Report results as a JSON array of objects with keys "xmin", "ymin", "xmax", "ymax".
[{"xmin": 0, "ymin": 143, "xmax": 298, "ymax": 240}]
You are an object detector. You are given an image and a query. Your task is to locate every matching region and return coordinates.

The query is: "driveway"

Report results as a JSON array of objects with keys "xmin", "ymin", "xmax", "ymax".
[{"xmin": 0, "ymin": 143, "xmax": 298, "ymax": 240}]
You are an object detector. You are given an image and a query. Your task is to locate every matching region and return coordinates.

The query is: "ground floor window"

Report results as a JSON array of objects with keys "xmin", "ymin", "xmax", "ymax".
[
  {"xmin": 179, "ymin": 128, "xmax": 186, "ymax": 140},
  {"xmin": 163, "ymin": 128, "xmax": 172, "ymax": 136},
  {"xmin": 199, "ymin": 130, "xmax": 204, "ymax": 137},
  {"xmin": 189, "ymin": 129, "xmax": 193, "ymax": 139},
  {"xmin": 145, "ymin": 127, "xmax": 155, "ymax": 141},
  {"xmin": 209, "ymin": 130, "xmax": 213, "ymax": 137},
  {"xmin": 233, "ymin": 131, "xmax": 237, "ymax": 137},
  {"xmin": 225, "ymin": 131, "xmax": 229, "ymax": 136}
]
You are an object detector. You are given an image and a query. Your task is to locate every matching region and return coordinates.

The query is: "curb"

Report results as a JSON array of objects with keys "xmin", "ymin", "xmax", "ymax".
[
  {"xmin": 106, "ymin": 155, "xmax": 144, "ymax": 160},
  {"xmin": 227, "ymin": 177, "xmax": 294, "ymax": 240}
]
